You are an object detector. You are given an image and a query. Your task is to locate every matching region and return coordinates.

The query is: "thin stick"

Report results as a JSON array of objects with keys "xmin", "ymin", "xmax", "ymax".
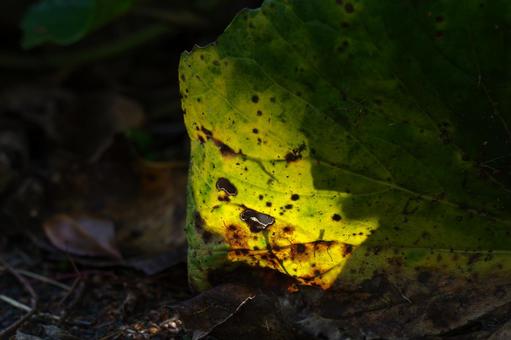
[
  {"xmin": 0, "ymin": 295, "xmax": 32, "ymax": 312},
  {"xmin": 0, "ymin": 259, "xmax": 38, "ymax": 338},
  {"xmin": 0, "ymin": 266, "xmax": 72, "ymax": 291}
]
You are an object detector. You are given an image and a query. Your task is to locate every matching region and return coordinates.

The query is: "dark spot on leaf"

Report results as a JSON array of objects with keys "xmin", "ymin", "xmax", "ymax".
[
  {"xmin": 216, "ymin": 178, "xmax": 237, "ymax": 196},
  {"xmin": 213, "ymin": 140, "xmax": 237, "ymax": 156},
  {"xmin": 198, "ymin": 136, "xmax": 205, "ymax": 144},
  {"xmin": 240, "ymin": 208, "xmax": 275, "ymax": 232},
  {"xmin": 266, "ymin": 202, "xmax": 272, "ymax": 207},
  {"xmin": 252, "ymin": 128, "xmax": 259, "ymax": 134},
  {"xmin": 194, "ymin": 212, "xmax": 204, "ymax": 231},
  {"xmin": 296, "ymin": 244, "xmax": 306, "ymax": 253},
  {"xmin": 285, "ymin": 143, "xmax": 306, "ymax": 162},
  {"xmin": 270, "ymin": 97, "xmax": 276, "ymax": 103},
  {"xmin": 283, "ymin": 226, "xmax": 293, "ymax": 233},
  {"xmin": 201, "ymin": 126, "xmax": 213, "ymax": 137},
  {"xmin": 218, "ymin": 195, "xmax": 230, "ymax": 202},
  {"xmin": 251, "ymin": 95, "xmax": 259, "ymax": 103},
  {"xmin": 257, "ymin": 110, "xmax": 263, "ymax": 116},
  {"xmin": 202, "ymin": 230, "xmax": 212, "ymax": 242},
  {"xmin": 332, "ymin": 214, "xmax": 342, "ymax": 221},
  {"xmin": 285, "ymin": 204, "xmax": 293, "ymax": 209},
  {"xmin": 344, "ymin": 3, "xmax": 354, "ymax": 13},
  {"xmin": 258, "ymin": 194, "xmax": 264, "ymax": 200},
  {"xmin": 213, "ymin": 60, "xmax": 220, "ymax": 66},
  {"xmin": 291, "ymin": 194, "xmax": 299, "ymax": 201}
]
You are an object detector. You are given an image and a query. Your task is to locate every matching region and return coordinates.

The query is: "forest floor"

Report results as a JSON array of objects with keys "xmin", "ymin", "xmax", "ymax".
[{"xmin": 0, "ymin": 1, "xmax": 271, "ymax": 339}]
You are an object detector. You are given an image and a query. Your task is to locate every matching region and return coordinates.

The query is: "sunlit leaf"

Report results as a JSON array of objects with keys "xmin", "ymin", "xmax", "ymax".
[{"xmin": 180, "ymin": 0, "xmax": 511, "ymax": 290}]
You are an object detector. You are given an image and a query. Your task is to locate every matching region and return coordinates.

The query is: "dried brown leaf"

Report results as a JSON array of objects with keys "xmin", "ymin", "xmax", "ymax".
[{"xmin": 43, "ymin": 214, "xmax": 121, "ymax": 259}]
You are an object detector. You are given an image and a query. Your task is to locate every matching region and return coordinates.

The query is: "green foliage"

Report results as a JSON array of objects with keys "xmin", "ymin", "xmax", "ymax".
[
  {"xmin": 21, "ymin": 0, "xmax": 136, "ymax": 49},
  {"xmin": 180, "ymin": 0, "xmax": 511, "ymax": 290}
]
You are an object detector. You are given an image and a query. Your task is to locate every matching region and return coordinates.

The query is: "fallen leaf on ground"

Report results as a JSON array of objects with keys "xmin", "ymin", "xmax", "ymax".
[
  {"xmin": 172, "ymin": 284, "xmax": 255, "ymax": 340},
  {"xmin": 43, "ymin": 214, "xmax": 121, "ymax": 259}
]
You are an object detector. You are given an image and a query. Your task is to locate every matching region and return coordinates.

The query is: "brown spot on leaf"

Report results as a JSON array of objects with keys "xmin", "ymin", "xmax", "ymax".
[
  {"xmin": 200, "ymin": 126, "xmax": 213, "ymax": 137},
  {"xmin": 216, "ymin": 178, "xmax": 237, "ymax": 196},
  {"xmin": 283, "ymin": 226, "xmax": 294, "ymax": 233},
  {"xmin": 343, "ymin": 244, "xmax": 353, "ymax": 257},
  {"xmin": 296, "ymin": 244, "xmax": 306, "ymax": 253},
  {"xmin": 240, "ymin": 208, "xmax": 275, "ymax": 232},
  {"xmin": 285, "ymin": 143, "xmax": 306, "ymax": 162},
  {"xmin": 332, "ymin": 214, "xmax": 342, "ymax": 221}
]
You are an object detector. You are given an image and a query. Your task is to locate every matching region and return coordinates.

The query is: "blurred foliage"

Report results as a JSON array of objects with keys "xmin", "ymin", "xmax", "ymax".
[{"xmin": 21, "ymin": 0, "xmax": 136, "ymax": 49}]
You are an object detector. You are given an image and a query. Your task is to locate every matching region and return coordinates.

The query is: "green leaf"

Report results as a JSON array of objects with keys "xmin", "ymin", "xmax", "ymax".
[
  {"xmin": 21, "ymin": 0, "xmax": 136, "ymax": 49},
  {"xmin": 180, "ymin": 0, "xmax": 511, "ymax": 290}
]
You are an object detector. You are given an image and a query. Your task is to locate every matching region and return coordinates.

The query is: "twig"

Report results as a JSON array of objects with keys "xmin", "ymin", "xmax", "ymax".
[
  {"xmin": 58, "ymin": 277, "xmax": 81, "ymax": 306},
  {"xmin": 0, "ymin": 295, "xmax": 32, "ymax": 312},
  {"xmin": 0, "ymin": 259, "xmax": 38, "ymax": 338},
  {"xmin": 0, "ymin": 266, "xmax": 72, "ymax": 291},
  {"xmin": 55, "ymin": 253, "xmax": 86, "ymax": 323},
  {"xmin": 57, "ymin": 279, "xmax": 85, "ymax": 324}
]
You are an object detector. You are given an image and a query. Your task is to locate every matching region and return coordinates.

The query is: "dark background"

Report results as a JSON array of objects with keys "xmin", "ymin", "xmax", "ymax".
[{"xmin": 0, "ymin": 1, "xmax": 264, "ymax": 338}]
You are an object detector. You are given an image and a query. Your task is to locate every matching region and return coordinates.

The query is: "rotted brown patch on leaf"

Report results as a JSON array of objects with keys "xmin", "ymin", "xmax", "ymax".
[
  {"xmin": 225, "ymin": 224, "xmax": 250, "ymax": 249},
  {"xmin": 213, "ymin": 138, "xmax": 239, "ymax": 157},
  {"xmin": 194, "ymin": 212, "xmax": 205, "ymax": 232},
  {"xmin": 285, "ymin": 143, "xmax": 306, "ymax": 162},
  {"xmin": 227, "ymin": 239, "xmax": 354, "ymax": 289},
  {"xmin": 194, "ymin": 212, "xmax": 214, "ymax": 242},
  {"xmin": 197, "ymin": 125, "xmax": 242, "ymax": 157}
]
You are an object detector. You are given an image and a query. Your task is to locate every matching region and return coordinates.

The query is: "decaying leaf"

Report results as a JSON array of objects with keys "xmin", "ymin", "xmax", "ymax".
[
  {"xmin": 172, "ymin": 284, "xmax": 255, "ymax": 340},
  {"xmin": 179, "ymin": 0, "xmax": 511, "ymax": 291},
  {"xmin": 43, "ymin": 213, "xmax": 121, "ymax": 259}
]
